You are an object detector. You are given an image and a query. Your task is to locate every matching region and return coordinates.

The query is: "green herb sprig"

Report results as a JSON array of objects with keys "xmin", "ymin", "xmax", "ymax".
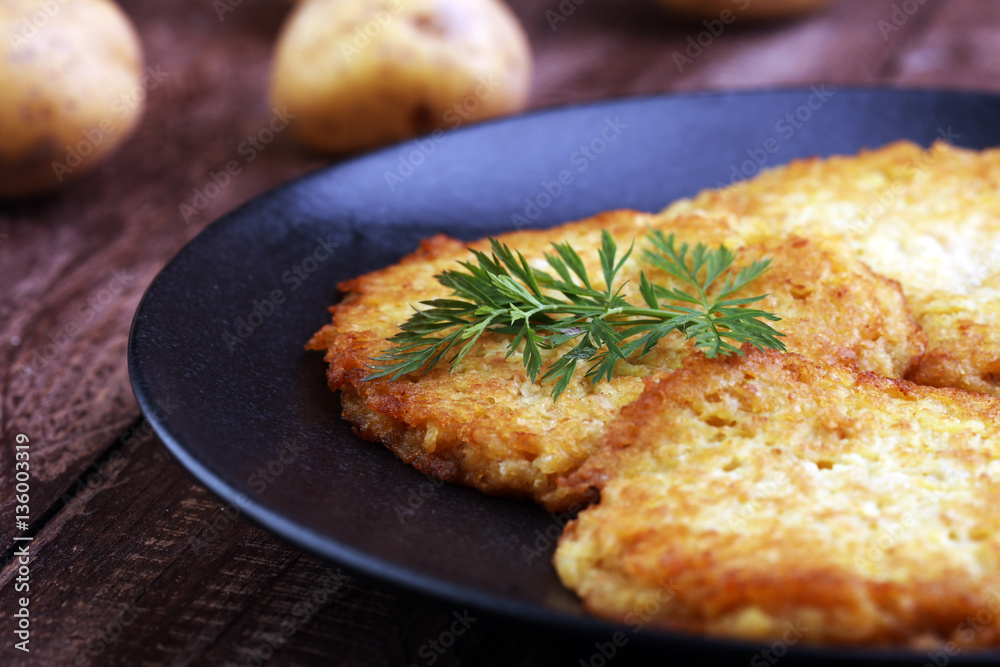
[{"xmin": 367, "ymin": 230, "xmax": 785, "ymax": 400}]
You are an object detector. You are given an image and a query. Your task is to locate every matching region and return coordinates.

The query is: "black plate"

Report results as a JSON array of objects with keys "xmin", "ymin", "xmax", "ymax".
[{"xmin": 129, "ymin": 88, "xmax": 1000, "ymax": 665}]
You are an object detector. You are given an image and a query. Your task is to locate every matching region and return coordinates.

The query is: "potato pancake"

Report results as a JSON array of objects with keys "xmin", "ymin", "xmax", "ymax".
[
  {"xmin": 555, "ymin": 349, "xmax": 1000, "ymax": 647},
  {"xmin": 308, "ymin": 209, "xmax": 923, "ymax": 511},
  {"xmin": 666, "ymin": 141, "xmax": 1000, "ymax": 395}
]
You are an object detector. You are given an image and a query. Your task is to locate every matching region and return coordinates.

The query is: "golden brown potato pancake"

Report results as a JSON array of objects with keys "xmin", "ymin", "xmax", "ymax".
[
  {"xmin": 555, "ymin": 349, "xmax": 1000, "ymax": 648},
  {"xmin": 666, "ymin": 140, "xmax": 1000, "ymax": 395},
  {"xmin": 308, "ymin": 209, "xmax": 924, "ymax": 511}
]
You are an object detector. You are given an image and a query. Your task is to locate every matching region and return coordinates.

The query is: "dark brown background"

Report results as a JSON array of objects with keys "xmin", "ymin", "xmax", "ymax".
[{"xmin": 1, "ymin": 0, "xmax": 996, "ymax": 664}]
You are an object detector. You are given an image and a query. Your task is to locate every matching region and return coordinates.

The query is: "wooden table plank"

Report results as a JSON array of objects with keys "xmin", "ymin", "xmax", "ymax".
[
  {"xmin": 886, "ymin": 0, "xmax": 1000, "ymax": 89},
  {"xmin": 0, "ymin": 0, "xmax": 320, "ymax": 550},
  {"xmin": 509, "ymin": 0, "xmax": 952, "ymax": 107}
]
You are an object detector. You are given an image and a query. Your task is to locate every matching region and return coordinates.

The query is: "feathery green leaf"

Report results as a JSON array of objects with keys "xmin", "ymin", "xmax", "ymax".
[{"xmin": 367, "ymin": 229, "xmax": 786, "ymax": 400}]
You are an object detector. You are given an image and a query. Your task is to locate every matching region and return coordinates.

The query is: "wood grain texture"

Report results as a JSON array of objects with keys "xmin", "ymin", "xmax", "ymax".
[
  {"xmin": 0, "ymin": 430, "xmax": 574, "ymax": 666},
  {"xmin": 0, "ymin": 0, "xmax": 994, "ymax": 664}
]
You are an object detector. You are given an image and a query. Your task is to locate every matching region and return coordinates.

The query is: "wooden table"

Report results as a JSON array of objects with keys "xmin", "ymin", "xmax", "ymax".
[{"xmin": 2, "ymin": 0, "xmax": 996, "ymax": 664}]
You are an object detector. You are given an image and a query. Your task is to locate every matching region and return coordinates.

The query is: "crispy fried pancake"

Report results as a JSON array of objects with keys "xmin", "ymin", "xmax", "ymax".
[
  {"xmin": 666, "ymin": 140, "xmax": 1000, "ymax": 395},
  {"xmin": 555, "ymin": 349, "xmax": 1000, "ymax": 647},
  {"xmin": 308, "ymin": 210, "xmax": 924, "ymax": 511}
]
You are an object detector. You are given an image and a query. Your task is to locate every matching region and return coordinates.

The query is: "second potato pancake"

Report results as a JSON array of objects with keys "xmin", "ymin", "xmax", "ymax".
[{"xmin": 667, "ymin": 141, "xmax": 1000, "ymax": 395}]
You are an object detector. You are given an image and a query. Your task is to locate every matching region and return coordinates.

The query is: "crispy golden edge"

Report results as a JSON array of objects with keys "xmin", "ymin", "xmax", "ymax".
[{"xmin": 566, "ymin": 348, "xmax": 999, "ymax": 496}]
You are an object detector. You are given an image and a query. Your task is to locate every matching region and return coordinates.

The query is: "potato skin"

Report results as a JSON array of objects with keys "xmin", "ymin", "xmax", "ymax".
[
  {"xmin": 270, "ymin": 0, "xmax": 532, "ymax": 153},
  {"xmin": 0, "ymin": 0, "xmax": 145, "ymax": 198}
]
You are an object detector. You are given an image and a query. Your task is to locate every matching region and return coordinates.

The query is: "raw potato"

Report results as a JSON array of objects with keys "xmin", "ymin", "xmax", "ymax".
[
  {"xmin": 271, "ymin": 0, "xmax": 532, "ymax": 153},
  {"xmin": 0, "ymin": 0, "xmax": 144, "ymax": 198},
  {"xmin": 656, "ymin": 0, "xmax": 836, "ymax": 20}
]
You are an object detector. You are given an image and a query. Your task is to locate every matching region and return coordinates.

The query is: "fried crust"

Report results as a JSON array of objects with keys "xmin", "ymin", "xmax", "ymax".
[
  {"xmin": 555, "ymin": 349, "xmax": 1000, "ymax": 648},
  {"xmin": 667, "ymin": 140, "xmax": 1000, "ymax": 395},
  {"xmin": 308, "ymin": 209, "xmax": 924, "ymax": 511}
]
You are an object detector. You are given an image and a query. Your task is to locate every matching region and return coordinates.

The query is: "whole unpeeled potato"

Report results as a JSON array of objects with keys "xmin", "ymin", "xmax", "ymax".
[
  {"xmin": 657, "ymin": 0, "xmax": 836, "ymax": 20},
  {"xmin": 271, "ymin": 0, "xmax": 532, "ymax": 153},
  {"xmin": 0, "ymin": 0, "xmax": 144, "ymax": 198}
]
